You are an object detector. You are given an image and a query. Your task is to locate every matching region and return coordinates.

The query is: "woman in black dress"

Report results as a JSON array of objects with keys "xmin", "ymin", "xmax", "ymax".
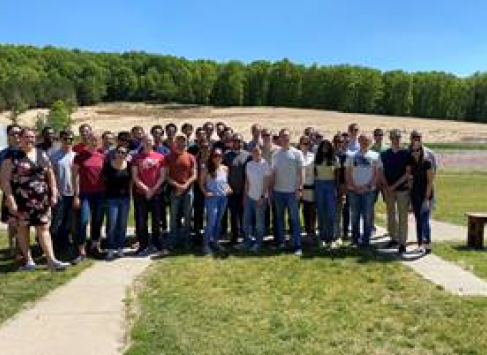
[{"xmin": 1, "ymin": 127, "xmax": 69, "ymax": 271}]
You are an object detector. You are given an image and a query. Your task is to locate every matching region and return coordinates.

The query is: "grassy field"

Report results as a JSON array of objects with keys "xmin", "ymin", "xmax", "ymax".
[
  {"xmin": 126, "ymin": 247, "xmax": 487, "ymax": 355},
  {"xmin": 0, "ymin": 234, "xmax": 92, "ymax": 325},
  {"xmin": 425, "ymin": 142, "xmax": 487, "ymax": 151}
]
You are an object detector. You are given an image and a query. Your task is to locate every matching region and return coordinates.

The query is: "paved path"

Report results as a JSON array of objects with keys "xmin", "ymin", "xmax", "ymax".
[
  {"xmin": 374, "ymin": 227, "xmax": 487, "ymax": 296},
  {"xmin": 0, "ymin": 256, "xmax": 151, "ymax": 355}
]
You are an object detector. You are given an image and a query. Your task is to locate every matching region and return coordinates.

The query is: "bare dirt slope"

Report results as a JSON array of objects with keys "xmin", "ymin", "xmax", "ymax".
[{"xmin": 2, "ymin": 102, "xmax": 487, "ymax": 143}]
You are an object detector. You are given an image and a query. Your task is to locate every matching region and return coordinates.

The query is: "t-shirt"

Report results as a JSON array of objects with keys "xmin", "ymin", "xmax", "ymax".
[
  {"xmin": 72, "ymin": 142, "xmax": 87, "ymax": 154},
  {"xmin": 224, "ymin": 150, "xmax": 251, "ymax": 194},
  {"xmin": 132, "ymin": 151, "xmax": 165, "ymax": 193},
  {"xmin": 380, "ymin": 148, "xmax": 409, "ymax": 190},
  {"xmin": 407, "ymin": 156, "xmax": 434, "ymax": 200},
  {"xmin": 347, "ymin": 139, "xmax": 360, "ymax": 153},
  {"xmin": 302, "ymin": 151, "xmax": 315, "ymax": 187},
  {"xmin": 335, "ymin": 151, "xmax": 348, "ymax": 184},
  {"xmin": 271, "ymin": 146, "xmax": 304, "ymax": 193},
  {"xmin": 315, "ymin": 157, "xmax": 339, "ymax": 181},
  {"xmin": 262, "ymin": 145, "xmax": 277, "ymax": 165},
  {"xmin": 154, "ymin": 144, "xmax": 171, "ymax": 156},
  {"xmin": 102, "ymin": 161, "xmax": 132, "ymax": 198},
  {"xmin": 423, "ymin": 146, "xmax": 438, "ymax": 170},
  {"xmin": 73, "ymin": 150, "xmax": 106, "ymax": 194},
  {"xmin": 345, "ymin": 150, "xmax": 380, "ymax": 188},
  {"xmin": 0, "ymin": 146, "xmax": 22, "ymax": 169},
  {"xmin": 245, "ymin": 159, "xmax": 271, "ymax": 200},
  {"xmin": 166, "ymin": 151, "xmax": 196, "ymax": 185},
  {"xmin": 50, "ymin": 149, "xmax": 76, "ymax": 196},
  {"xmin": 371, "ymin": 142, "xmax": 390, "ymax": 153}
]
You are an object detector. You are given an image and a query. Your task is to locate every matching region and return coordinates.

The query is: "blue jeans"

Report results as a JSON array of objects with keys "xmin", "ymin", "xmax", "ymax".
[
  {"xmin": 169, "ymin": 188, "xmax": 194, "ymax": 249},
  {"xmin": 106, "ymin": 197, "xmax": 130, "ymax": 250},
  {"xmin": 133, "ymin": 192, "xmax": 163, "ymax": 250},
  {"xmin": 348, "ymin": 191, "xmax": 375, "ymax": 246},
  {"xmin": 273, "ymin": 191, "xmax": 302, "ymax": 250},
  {"xmin": 204, "ymin": 196, "xmax": 227, "ymax": 249},
  {"xmin": 76, "ymin": 193, "xmax": 105, "ymax": 246},
  {"xmin": 314, "ymin": 180, "xmax": 337, "ymax": 242},
  {"xmin": 50, "ymin": 195, "xmax": 74, "ymax": 251},
  {"xmin": 411, "ymin": 197, "xmax": 431, "ymax": 245},
  {"xmin": 243, "ymin": 197, "xmax": 267, "ymax": 248}
]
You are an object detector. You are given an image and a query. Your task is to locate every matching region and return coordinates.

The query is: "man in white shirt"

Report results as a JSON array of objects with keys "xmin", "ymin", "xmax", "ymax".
[
  {"xmin": 271, "ymin": 128, "xmax": 305, "ymax": 256},
  {"xmin": 345, "ymin": 134, "xmax": 381, "ymax": 246}
]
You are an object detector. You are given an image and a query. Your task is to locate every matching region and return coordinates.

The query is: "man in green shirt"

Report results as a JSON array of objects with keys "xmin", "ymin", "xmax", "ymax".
[{"xmin": 371, "ymin": 128, "xmax": 390, "ymax": 153}]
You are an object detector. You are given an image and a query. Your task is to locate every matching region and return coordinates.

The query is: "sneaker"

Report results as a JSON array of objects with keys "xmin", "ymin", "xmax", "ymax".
[
  {"xmin": 48, "ymin": 260, "xmax": 70, "ymax": 271},
  {"xmin": 18, "ymin": 261, "xmax": 36, "ymax": 272},
  {"xmin": 294, "ymin": 249, "xmax": 303, "ymax": 257},
  {"xmin": 424, "ymin": 248, "xmax": 432, "ymax": 255},
  {"xmin": 213, "ymin": 242, "xmax": 227, "ymax": 252},
  {"xmin": 117, "ymin": 248, "xmax": 125, "ymax": 258},
  {"xmin": 106, "ymin": 250, "xmax": 115, "ymax": 261},
  {"xmin": 234, "ymin": 242, "xmax": 249, "ymax": 251},
  {"xmin": 134, "ymin": 247, "xmax": 150, "ymax": 257},
  {"xmin": 398, "ymin": 245, "xmax": 406, "ymax": 255},
  {"xmin": 385, "ymin": 240, "xmax": 399, "ymax": 249},
  {"xmin": 71, "ymin": 254, "xmax": 87, "ymax": 265},
  {"xmin": 203, "ymin": 246, "xmax": 214, "ymax": 256},
  {"xmin": 272, "ymin": 243, "xmax": 286, "ymax": 250},
  {"xmin": 250, "ymin": 244, "xmax": 260, "ymax": 253}
]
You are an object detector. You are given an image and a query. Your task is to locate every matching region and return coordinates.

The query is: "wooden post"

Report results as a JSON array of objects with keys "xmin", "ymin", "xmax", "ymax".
[{"xmin": 467, "ymin": 215, "xmax": 486, "ymax": 249}]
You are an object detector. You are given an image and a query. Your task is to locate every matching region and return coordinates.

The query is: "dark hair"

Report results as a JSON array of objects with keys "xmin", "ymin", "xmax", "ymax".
[
  {"xmin": 131, "ymin": 125, "xmax": 143, "ymax": 133},
  {"xmin": 117, "ymin": 131, "xmax": 131, "ymax": 141},
  {"xmin": 315, "ymin": 140, "xmax": 335, "ymax": 166},
  {"xmin": 165, "ymin": 123, "xmax": 177, "ymax": 132},
  {"xmin": 79, "ymin": 123, "xmax": 91, "ymax": 131},
  {"xmin": 60, "ymin": 129, "xmax": 74, "ymax": 138},
  {"xmin": 207, "ymin": 148, "xmax": 223, "ymax": 178},
  {"xmin": 150, "ymin": 125, "xmax": 164, "ymax": 135},
  {"xmin": 6, "ymin": 124, "xmax": 21, "ymax": 134},
  {"xmin": 409, "ymin": 143, "xmax": 425, "ymax": 165},
  {"xmin": 102, "ymin": 130, "xmax": 113, "ymax": 139},
  {"xmin": 182, "ymin": 123, "xmax": 193, "ymax": 131},
  {"xmin": 41, "ymin": 126, "xmax": 53, "ymax": 135}
]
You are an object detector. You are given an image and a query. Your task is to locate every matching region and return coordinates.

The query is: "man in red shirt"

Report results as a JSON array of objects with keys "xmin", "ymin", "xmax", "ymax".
[
  {"xmin": 132, "ymin": 134, "xmax": 167, "ymax": 255},
  {"xmin": 73, "ymin": 124, "xmax": 92, "ymax": 153},
  {"xmin": 166, "ymin": 135, "xmax": 197, "ymax": 250}
]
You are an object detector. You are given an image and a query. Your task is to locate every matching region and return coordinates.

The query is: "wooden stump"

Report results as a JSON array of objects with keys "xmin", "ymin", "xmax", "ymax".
[{"xmin": 466, "ymin": 213, "xmax": 487, "ymax": 249}]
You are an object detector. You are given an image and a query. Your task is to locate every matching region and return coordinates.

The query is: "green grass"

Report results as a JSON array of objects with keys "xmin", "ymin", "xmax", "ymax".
[
  {"xmin": 0, "ymin": 233, "xmax": 92, "ymax": 325},
  {"xmin": 126, "ymin": 247, "xmax": 487, "ymax": 355},
  {"xmin": 425, "ymin": 142, "xmax": 487, "ymax": 151},
  {"xmin": 434, "ymin": 242, "xmax": 487, "ymax": 281}
]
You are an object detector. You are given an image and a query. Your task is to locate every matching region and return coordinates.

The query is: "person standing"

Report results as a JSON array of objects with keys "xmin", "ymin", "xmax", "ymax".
[
  {"xmin": 246, "ymin": 123, "xmax": 262, "ymax": 152},
  {"xmin": 371, "ymin": 128, "xmax": 389, "ymax": 154},
  {"xmin": 1, "ymin": 127, "xmax": 69, "ymax": 271},
  {"xmin": 345, "ymin": 134, "xmax": 381, "ymax": 247},
  {"xmin": 132, "ymin": 135, "xmax": 167, "ymax": 255},
  {"xmin": 49, "ymin": 129, "xmax": 76, "ymax": 254},
  {"xmin": 271, "ymin": 128, "xmax": 304, "ymax": 256},
  {"xmin": 261, "ymin": 128, "xmax": 277, "ymax": 236},
  {"xmin": 166, "ymin": 135, "xmax": 197, "ymax": 250},
  {"xmin": 0, "ymin": 124, "xmax": 22, "ymax": 256},
  {"xmin": 36, "ymin": 126, "xmax": 56, "ymax": 154},
  {"xmin": 407, "ymin": 141, "xmax": 435, "ymax": 254},
  {"xmin": 299, "ymin": 136, "xmax": 316, "ymax": 239},
  {"xmin": 72, "ymin": 134, "xmax": 106, "ymax": 262},
  {"xmin": 103, "ymin": 145, "xmax": 132, "ymax": 260},
  {"xmin": 101, "ymin": 131, "xmax": 115, "ymax": 155},
  {"xmin": 200, "ymin": 148, "xmax": 232, "ymax": 255},
  {"xmin": 380, "ymin": 129, "xmax": 410, "ymax": 254},
  {"xmin": 333, "ymin": 134, "xmax": 350, "ymax": 241},
  {"xmin": 347, "ymin": 123, "xmax": 360, "ymax": 153},
  {"xmin": 224, "ymin": 134, "xmax": 251, "ymax": 244},
  {"xmin": 314, "ymin": 140, "xmax": 339, "ymax": 247},
  {"xmin": 73, "ymin": 124, "xmax": 92, "ymax": 153},
  {"xmin": 240, "ymin": 145, "xmax": 271, "ymax": 251}
]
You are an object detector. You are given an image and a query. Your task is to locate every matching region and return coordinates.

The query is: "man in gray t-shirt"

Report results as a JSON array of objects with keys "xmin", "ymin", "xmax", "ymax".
[
  {"xmin": 345, "ymin": 134, "xmax": 380, "ymax": 246},
  {"xmin": 49, "ymin": 130, "xmax": 76, "ymax": 252},
  {"xmin": 271, "ymin": 129, "xmax": 305, "ymax": 255}
]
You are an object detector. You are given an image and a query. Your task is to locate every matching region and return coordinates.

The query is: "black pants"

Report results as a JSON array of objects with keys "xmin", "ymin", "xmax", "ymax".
[
  {"xmin": 228, "ymin": 193, "xmax": 244, "ymax": 243},
  {"xmin": 301, "ymin": 200, "xmax": 316, "ymax": 235},
  {"xmin": 133, "ymin": 192, "xmax": 163, "ymax": 250}
]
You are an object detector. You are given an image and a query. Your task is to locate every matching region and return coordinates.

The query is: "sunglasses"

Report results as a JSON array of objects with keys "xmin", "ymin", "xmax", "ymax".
[
  {"xmin": 62, "ymin": 137, "xmax": 74, "ymax": 141},
  {"xmin": 212, "ymin": 154, "xmax": 223, "ymax": 158},
  {"xmin": 374, "ymin": 134, "xmax": 383, "ymax": 137},
  {"xmin": 9, "ymin": 131, "xmax": 21, "ymax": 136},
  {"xmin": 262, "ymin": 133, "xmax": 271, "ymax": 137},
  {"xmin": 411, "ymin": 149, "xmax": 421, "ymax": 153},
  {"xmin": 116, "ymin": 150, "xmax": 128, "ymax": 155},
  {"xmin": 411, "ymin": 135, "xmax": 421, "ymax": 140},
  {"xmin": 334, "ymin": 140, "xmax": 345, "ymax": 144}
]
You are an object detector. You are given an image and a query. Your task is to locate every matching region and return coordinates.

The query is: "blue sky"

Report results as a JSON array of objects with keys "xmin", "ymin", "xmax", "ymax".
[{"xmin": 1, "ymin": 0, "xmax": 486, "ymax": 76}]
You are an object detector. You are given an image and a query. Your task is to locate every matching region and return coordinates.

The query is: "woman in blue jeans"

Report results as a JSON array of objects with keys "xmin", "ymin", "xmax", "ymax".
[
  {"xmin": 102, "ymin": 145, "xmax": 132, "ymax": 260},
  {"xmin": 314, "ymin": 140, "xmax": 339, "ymax": 247},
  {"xmin": 199, "ymin": 148, "xmax": 232, "ymax": 255},
  {"xmin": 407, "ymin": 141, "xmax": 435, "ymax": 254}
]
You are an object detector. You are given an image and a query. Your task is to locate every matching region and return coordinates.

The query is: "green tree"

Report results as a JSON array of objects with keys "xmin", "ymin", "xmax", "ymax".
[{"xmin": 46, "ymin": 100, "xmax": 73, "ymax": 133}]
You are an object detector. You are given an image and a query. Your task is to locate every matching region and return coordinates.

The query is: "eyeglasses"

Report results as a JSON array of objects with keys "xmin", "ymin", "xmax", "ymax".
[
  {"xmin": 411, "ymin": 135, "xmax": 421, "ymax": 140},
  {"xmin": 411, "ymin": 149, "xmax": 421, "ymax": 153},
  {"xmin": 262, "ymin": 133, "xmax": 271, "ymax": 137},
  {"xmin": 62, "ymin": 137, "xmax": 74, "ymax": 142},
  {"xmin": 116, "ymin": 150, "xmax": 128, "ymax": 156},
  {"xmin": 374, "ymin": 134, "xmax": 383, "ymax": 137}
]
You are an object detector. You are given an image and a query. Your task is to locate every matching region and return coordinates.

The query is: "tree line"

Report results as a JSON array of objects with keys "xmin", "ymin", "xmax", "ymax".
[{"xmin": 1, "ymin": 44, "xmax": 487, "ymax": 123}]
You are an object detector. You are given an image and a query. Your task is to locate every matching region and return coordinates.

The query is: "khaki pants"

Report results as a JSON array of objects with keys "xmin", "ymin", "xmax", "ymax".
[{"xmin": 385, "ymin": 190, "xmax": 410, "ymax": 246}]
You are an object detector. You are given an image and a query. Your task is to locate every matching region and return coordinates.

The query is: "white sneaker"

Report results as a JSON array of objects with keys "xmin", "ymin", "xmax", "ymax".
[
  {"xmin": 250, "ymin": 245, "xmax": 260, "ymax": 253},
  {"xmin": 117, "ymin": 248, "xmax": 125, "ymax": 258},
  {"xmin": 19, "ymin": 261, "xmax": 36, "ymax": 272},
  {"xmin": 294, "ymin": 249, "xmax": 303, "ymax": 257},
  {"xmin": 48, "ymin": 260, "xmax": 70, "ymax": 271}
]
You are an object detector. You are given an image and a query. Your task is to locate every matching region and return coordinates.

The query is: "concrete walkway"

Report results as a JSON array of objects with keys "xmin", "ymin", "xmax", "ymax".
[
  {"xmin": 0, "ymin": 256, "xmax": 151, "ymax": 355},
  {"xmin": 374, "ymin": 222, "xmax": 487, "ymax": 296}
]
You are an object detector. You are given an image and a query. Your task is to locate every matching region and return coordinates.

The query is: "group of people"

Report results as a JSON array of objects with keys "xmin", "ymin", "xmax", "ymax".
[{"xmin": 0, "ymin": 120, "xmax": 436, "ymax": 271}]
